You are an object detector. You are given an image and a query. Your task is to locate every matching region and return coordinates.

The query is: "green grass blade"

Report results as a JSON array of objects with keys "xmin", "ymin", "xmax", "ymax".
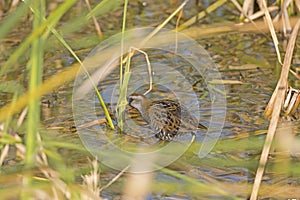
[
  {"xmin": 21, "ymin": 1, "xmax": 45, "ymax": 199},
  {"xmin": 116, "ymin": 0, "xmax": 129, "ymax": 130},
  {"xmin": 25, "ymin": 1, "xmax": 45, "ymax": 169},
  {"xmin": 49, "ymin": 29, "xmax": 115, "ymax": 129}
]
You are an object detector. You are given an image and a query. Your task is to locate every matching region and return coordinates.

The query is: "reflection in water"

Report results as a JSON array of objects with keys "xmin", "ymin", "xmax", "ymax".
[{"xmin": 72, "ymin": 28, "xmax": 226, "ymax": 173}]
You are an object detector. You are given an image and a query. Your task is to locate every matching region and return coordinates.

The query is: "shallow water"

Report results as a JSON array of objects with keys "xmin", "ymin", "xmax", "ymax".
[
  {"xmin": 40, "ymin": 31, "xmax": 290, "ymax": 198},
  {"xmin": 1, "ymin": 0, "xmax": 300, "ymax": 199}
]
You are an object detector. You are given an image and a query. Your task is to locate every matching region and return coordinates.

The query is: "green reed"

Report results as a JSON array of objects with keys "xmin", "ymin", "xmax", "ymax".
[
  {"xmin": 21, "ymin": 2, "xmax": 45, "ymax": 199},
  {"xmin": 116, "ymin": 0, "xmax": 130, "ymax": 131},
  {"xmin": 25, "ymin": 0, "xmax": 44, "ymax": 169}
]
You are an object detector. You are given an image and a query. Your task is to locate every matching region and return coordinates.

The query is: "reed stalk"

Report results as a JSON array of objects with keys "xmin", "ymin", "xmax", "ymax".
[
  {"xmin": 21, "ymin": 1, "xmax": 45, "ymax": 199},
  {"xmin": 251, "ymin": 18, "xmax": 300, "ymax": 200},
  {"xmin": 25, "ymin": 0, "xmax": 45, "ymax": 172},
  {"xmin": 116, "ymin": 0, "xmax": 129, "ymax": 130}
]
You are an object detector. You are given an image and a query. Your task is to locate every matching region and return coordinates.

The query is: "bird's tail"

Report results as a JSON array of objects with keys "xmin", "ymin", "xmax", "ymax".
[{"xmin": 198, "ymin": 123, "xmax": 207, "ymax": 129}]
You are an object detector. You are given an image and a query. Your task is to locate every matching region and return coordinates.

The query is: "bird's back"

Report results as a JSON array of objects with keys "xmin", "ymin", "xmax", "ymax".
[{"xmin": 147, "ymin": 99, "xmax": 201, "ymax": 140}]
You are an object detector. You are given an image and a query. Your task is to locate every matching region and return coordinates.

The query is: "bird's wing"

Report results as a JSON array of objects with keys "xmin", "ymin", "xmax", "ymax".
[
  {"xmin": 148, "ymin": 100, "xmax": 181, "ymax": 133},
  {"xmin": 164, "ymin": 101, "xmax": 205, "ymax": 131},
  {"xmin": 149, "ymin": 99, "xmax": 206, "ymax": 134}
]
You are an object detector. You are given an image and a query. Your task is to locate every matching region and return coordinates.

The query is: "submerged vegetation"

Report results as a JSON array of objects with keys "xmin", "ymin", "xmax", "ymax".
[{"xmin": 0, "ymin": 0, "xmax": 299, "ymax": 199}]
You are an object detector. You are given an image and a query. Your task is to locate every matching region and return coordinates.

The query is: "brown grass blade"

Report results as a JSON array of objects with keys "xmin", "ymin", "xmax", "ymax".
[
  {"xmin": 241, "ymin": 0, "xmax": 255, "ymax": 17},
  {"xmin": 250, "ymin": 18, "xmax": 300, "ymax": 200},
  {"xmin": 181, "ymin": 17, "xmax": 299, "ymax": 39},
  {"xmin": 246, "ymin": 6, "xmax": 278, "ymax": 22},
  {"xmin": 258, "ymin": 0, "xmax": 282, "ymax": 64},
  {"xmin": 281, "ymin": 0, "xmax": 292, "ymax": 37},
  {"xmin": 84, "ymin": 0, "xmax": 103, "ymax": 39},
  {"xmin": 177, "ymin": 0, "xmax": 227, "ymax": 31}
]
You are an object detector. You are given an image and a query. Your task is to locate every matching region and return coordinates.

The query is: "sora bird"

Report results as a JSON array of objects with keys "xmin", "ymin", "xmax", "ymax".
[{"xmin": 128, "ymin": 93, "xmax": 207, "ymax": 141}]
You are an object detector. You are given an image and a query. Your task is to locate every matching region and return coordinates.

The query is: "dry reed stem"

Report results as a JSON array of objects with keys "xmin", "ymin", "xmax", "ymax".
[
  {"xmin": 84, "ymin": 0, "xmax": 103, "ymax": 39},
  {"xmin": 246, "ymin": 6, "xmax": 278, "ymax": 22},
  {"xmin": 230, "ymin": 0, "xmax": 243, "ymax": 14},
  {"xmin": 81, "ymin": 158, "xmax": 103, "ymax": 200},
  {"xmin": 258, "ymin": 0, "xmax": 282, "ymax": 64},
  {"xmin": 8, "ymin": 0, "xmax": 20, "ymax": 13},
  {"xmin": 142, "ymin": 0, "xmax": 188, "ymax": 45},
  {"xmin": 99, "ymin": 165, "xmax": 129, "ymax": 192},
  {"xmin": 281, "ymin": 0, "xmax": 292, "ymax": 37},
  {"xmin": 250, "ymin": 18, "xmax": 300, "ymax": 200},
  {"xmin": 0, "ymin": 144, "xmax": 9, "ymax": 166},
  {"xmin": 177, "ymin": 0, "xmax": 227, "ymax": 31},
  {"xmin": 289, "ymin": 68, "xmax": 300, "ymax": 80},
  {"xmin": 36, "ymin": 132, "xmax": 72, "ymax": 199},
  {"xmin": 296, "ymin": 0, "xmax": 300, "ymax": 11},
  {"xmin": 231, "ymin": 0, "xmax": 281, "ymax": 45},
  {"xmin": 230, "ymin": 0, "xmax": 278, "ymax": 39},
  {"xmin": 241, "ymin": 0, "xmax": 254, "ymax": 17},
  {"xmin": 115, "ymin": 0, "xmax": 187, "ymax": 129},
  {"xmin": 182, "ymin": 17, "xmax": 299, "ymax": 39},
  {"xmin": 117, "ymin": 0, "xmax": 187, "ymax": 97},
  {"xmin": 129, "ymin": 47, "xmax": 153, "ymax": 95},
  {"xmin": 175, "ymin": 6, "xmax": 183, "ymax": 53}
]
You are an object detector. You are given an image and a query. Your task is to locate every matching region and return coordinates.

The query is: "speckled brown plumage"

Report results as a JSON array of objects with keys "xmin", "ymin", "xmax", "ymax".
[{"xmin": 128, "ymin": 93, "xmax": 206, "ymax": 140}]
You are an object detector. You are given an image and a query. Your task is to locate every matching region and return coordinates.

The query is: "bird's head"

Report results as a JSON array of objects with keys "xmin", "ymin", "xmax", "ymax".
[{"xmin": 128, "ymin": 93, "xmax": 151, "ymax": 112}]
